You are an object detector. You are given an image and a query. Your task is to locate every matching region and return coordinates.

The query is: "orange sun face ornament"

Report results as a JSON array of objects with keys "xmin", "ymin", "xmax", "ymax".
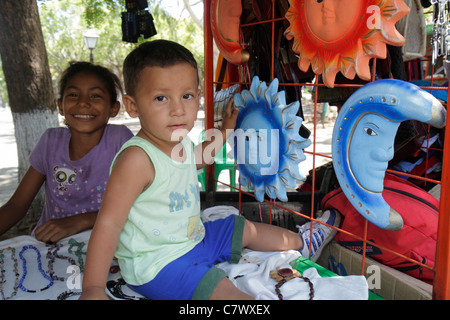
[{"xmin": 284, "ymin": 0, "xmax": 410, "ymax": 88}]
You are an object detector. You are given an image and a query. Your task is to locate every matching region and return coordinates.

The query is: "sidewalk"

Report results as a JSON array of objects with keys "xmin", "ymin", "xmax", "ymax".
[{"xmin": 0, "ymin": 107, "xmax": 19, "ymax": 204}]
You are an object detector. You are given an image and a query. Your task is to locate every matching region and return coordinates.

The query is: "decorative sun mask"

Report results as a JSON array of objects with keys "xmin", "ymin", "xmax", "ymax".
[
  {"xmin": 332, "ymin": 79, "xmax": 446, "ymax": 230},
  {"xmin": 233, "ymin": 76, "xmax": 311, "ymax": 202},
  {"xmin": 284, "ymin": 0, "xmax": 410, "ymax": 87},
  {"xmin": 210, "ymin": 0, "xmax": 249, "ymax": 65}
]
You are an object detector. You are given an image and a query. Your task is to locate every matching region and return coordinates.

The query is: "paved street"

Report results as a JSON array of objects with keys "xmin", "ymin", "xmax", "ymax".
[{"xmin": 0, "ymin": 107, "xmax": 19, "ymax": 204}]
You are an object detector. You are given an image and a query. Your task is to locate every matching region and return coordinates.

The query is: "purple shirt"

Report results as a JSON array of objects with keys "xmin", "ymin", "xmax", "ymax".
[{"xmin": 29, "ymin": 124, "xmax": 133, "ymax": 230}]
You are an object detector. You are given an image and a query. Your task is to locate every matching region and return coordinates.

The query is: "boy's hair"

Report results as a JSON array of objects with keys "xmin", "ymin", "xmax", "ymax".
[
  {"xmin": 123, "ymin": 39, "xmax": 198, "ymax": 96},
  {"xmin": 58, "ymin": 61, "xmax": 123, "ymax": 105}
]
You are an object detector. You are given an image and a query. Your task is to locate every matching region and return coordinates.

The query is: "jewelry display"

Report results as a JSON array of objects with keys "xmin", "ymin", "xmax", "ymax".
[
  {"xmin": 270, "ymin": 267, "xmax": 314, "ymax": 300},
  {"xmin": 0, "ymin": 247, "xmax": 19, "ymax": 299},
  {"xmin": 68, "ymin": 238, "xmax": 86, "ymax": 272},
  {"xmin": 57, "ymin": 290, "xmax": 81, "ymax": 300},
  {"xmin": 46, "ymin": 242, "xmax": 77, "ymax": 281},
  {"xmin": 18, "ymin": 245, "xmax": 54, "ymax": 293}
]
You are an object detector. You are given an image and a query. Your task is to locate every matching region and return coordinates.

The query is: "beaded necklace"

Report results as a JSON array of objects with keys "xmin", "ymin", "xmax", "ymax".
[
  {"xmin": 270, "ymin": 267, "xmax": 314, "ymax": 300},
  {"xmin": 46, "ymin": 242, "xmax": 77, "ymax": 281},
  {"xmin": 57, "ymin": 290, "xmax": 81, "ymax": 300},
  {"xmin": 68, "ymin": 239, "xmax": 86, "ymax": 272},
  {"xmin": 18, "ymin": 245, "xmax": 54, "ymax": 293},
  {"xmin": 0, "ymin": 246, "xmax": 19, "ymax": 300}
]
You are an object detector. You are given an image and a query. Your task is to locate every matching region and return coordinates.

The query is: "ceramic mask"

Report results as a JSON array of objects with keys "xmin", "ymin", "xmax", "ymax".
[
  {"xmin": 332, "ymin": 79, "xmax": 446, "ymax": 230},
  {"xmin": 210, "ymin": 0, "xmax": 249, "ymax": 65},
  {"xmin": 285, "ymin": 0, "xmax": 410, "ymax": 87},
  {"xmin": 234, "ymin": 76, "xmax": 311, "ymax": 202}
]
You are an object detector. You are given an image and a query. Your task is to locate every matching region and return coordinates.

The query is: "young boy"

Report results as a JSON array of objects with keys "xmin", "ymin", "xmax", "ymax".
[{"xmin": 80, "ymin": 40, "xmax": 340, "ymax": 300}]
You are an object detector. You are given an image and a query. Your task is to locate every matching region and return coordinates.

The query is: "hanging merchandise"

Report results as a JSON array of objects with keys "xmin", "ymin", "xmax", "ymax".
[
  {"xmin": 284, "ymin": 0, "xmax": 410, "ymax": 88},
  {"xmin": 331, "ymin": 79, "xmax": 446, "ymax": 230},
  {"xmin": 431, "ymin": 0, "xmax": 450, "ymax": 64},
  {"xmin": 233, "ymin": 76, "xmax": 311, "ymax": 202},
  {"xmin": 210, "ymin": 0, "xmax": 249, "ymax": 65},
  {"xmin": 122, "ymin": 0, "xmax": 157, "ymax": 43},
  {"xmin": 395, "ymin": 0, "xmax": 427, "ymax": 62}
]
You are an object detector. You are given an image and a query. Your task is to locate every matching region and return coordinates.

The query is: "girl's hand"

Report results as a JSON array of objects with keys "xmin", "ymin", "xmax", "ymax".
[{"xmin": 34, "ymin": 212, "xmax": 96, "ymax": 243}]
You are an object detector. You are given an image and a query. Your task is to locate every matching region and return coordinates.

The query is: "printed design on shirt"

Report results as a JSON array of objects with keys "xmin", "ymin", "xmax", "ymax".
[
  {"xmin": 190, "ymin": 183, "xmax": 200, "ymax": 203},
  {"xmin": 169, "ymin": 191, "xmax": 192, "ymax": 212},
  {"xmin": 187, "ymin": 215, "xmax": 205, "ymax": 241},
  {"xmin": 49, "ymin": 165, "xmax": 107, "ymax": 219},
  {"xmin": 168, "ymin": 182, "xmax": 201, "ymax": 213},
  {"xmin": 53, "ymin": 166, "xmax": 77, "ymax": 191}
]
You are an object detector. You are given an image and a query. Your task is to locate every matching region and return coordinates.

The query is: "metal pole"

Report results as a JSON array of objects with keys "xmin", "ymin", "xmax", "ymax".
[
  {"xmin": 433, "ymin": 85, "xmax": 450, "ymax": 300},
  {"xmin": 203, "ymin": 0, "xmax": 214, "ymax": 193}
]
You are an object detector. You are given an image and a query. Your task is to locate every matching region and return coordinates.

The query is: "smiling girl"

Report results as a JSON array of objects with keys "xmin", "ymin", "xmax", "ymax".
[{"xmin": 0, "ymin": 62, "xmax": 133, "ymax": 243}]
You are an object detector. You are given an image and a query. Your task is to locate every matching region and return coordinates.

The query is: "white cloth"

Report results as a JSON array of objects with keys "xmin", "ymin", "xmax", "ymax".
[
  {"xmin": 203, "ymin": 206, "xmax": 369, "ymax": 300},
  {"xmin": 217, "ymin": 249, "xmax": 368, "ymax": 300},
  {"xmin": 0, "ymin": 206, "xmax": 369, "ymax": 300},
  {"xmin": 201, "ymin": 205, "xmax": 240, "ymax": 222},
  {"xmin": 0, "ymin": 230, "xmax": 90, "ymax": 300}
]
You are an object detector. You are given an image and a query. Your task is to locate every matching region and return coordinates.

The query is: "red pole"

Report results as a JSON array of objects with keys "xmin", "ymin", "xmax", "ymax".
[
  {"xmin": 433, "ymin": 88, "xmax": 450, "ymax": 299},
  {"xmin": 203, "ymin": 0, "xmax": 215, "ymax": 193}
]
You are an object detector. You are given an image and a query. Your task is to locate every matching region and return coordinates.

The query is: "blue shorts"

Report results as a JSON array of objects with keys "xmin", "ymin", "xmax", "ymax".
[{"xmin": 129, "ymin": 214, "xmax": 245, "ymax": 300}]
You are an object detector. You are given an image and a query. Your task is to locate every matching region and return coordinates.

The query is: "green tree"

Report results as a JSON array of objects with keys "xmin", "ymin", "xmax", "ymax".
[
  {"xmin": 0, "ymin": 0, "xmax": 58, "ymax": 234},
  {"xmin": 38, "ymin": 0, "xmax": 204, "ymax": 96}
]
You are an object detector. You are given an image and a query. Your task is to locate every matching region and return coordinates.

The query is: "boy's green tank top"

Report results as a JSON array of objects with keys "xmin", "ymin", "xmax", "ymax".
[{"xmin": 113, "ymin": 136, "xmax": 204, "ymax": 285}]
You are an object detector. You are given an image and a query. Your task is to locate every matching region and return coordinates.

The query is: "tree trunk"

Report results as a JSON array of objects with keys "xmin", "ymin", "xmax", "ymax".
[{"xmin": 0, "ymin": 0, "xmax": 58, "ymax": 235}]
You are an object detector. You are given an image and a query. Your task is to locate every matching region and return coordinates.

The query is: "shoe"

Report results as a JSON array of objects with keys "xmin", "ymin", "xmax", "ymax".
[{"xmin": 297, "ymin": 209, "xmax": 341, "ymax": 262}]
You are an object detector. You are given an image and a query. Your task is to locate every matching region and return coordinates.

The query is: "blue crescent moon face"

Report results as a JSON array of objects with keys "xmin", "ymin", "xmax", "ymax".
[
  {"xmin": 332, "ymin": 78, "xmax": 446, "ymax": 231},
  {"xmin": 348, "ymin": 113, "xmax": 400, "ymax": 193}
]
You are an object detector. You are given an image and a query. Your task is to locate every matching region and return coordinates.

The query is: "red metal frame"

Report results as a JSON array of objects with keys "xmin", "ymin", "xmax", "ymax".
[
  {"xmin": 434, "ymin": 87, "xmax": 450, "ymax": 300},
  {"xmin": 203, "ymin": 0, "xmax": 450, "ymax": 299}
]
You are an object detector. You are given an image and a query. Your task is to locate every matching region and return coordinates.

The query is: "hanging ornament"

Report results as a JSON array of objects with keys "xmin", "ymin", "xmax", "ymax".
[
  {"xmin": 210, "ymin": 0, "xmax": 249, "ymax": 65},
  {"xmin": 233, "ymin": 76, "xmax": 311, "ymax": 202},
  {"xmin": 332, "ymin": 79, "xmax": 446, "ymax": 230},
  {"xmin": 284, "ymin": 0, "xmax": 410, "ymax": 88},
  {"xmin": 122, "ymin": 0, "xmax": 156, "ymax": 43}
]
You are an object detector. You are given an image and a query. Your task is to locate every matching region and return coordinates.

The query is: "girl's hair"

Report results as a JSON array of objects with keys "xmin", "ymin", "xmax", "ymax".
[
  {"xmin": 58, "ymin": 61, "xmax": 123, "ymax": 105},
  {"xmin": 123, "ymin": 39, "xmax": 198, "ymax": 97}
]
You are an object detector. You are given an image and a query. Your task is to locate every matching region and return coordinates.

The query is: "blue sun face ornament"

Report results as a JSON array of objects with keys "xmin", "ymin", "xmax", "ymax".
[
  {"xmin": 333, "ymin": 79, "xmax": 446, "ymax": 231},
  {"xmin": 233, "ymin": 76, "xmax": 311, "ymax": 202}
]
